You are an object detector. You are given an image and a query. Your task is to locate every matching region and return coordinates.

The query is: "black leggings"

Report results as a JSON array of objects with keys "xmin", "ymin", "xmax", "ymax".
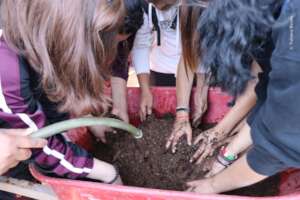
[{"xmin": 150, "ymin": 70, "xmax": 176, "ymax": 87}]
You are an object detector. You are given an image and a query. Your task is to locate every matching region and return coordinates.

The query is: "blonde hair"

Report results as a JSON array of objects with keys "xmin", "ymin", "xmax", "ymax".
[{"xmin": 1, "ymin": 0, "xmax": 125, "ymax": 116}]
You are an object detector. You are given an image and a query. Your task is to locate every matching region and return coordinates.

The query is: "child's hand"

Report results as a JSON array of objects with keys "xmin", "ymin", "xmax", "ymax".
[
  {"xmin": 190, "ymin": 127, "xmax": 225, "ymax": 164},
  {"xmin": 166, "ymin": 112, "xmax": 192, "ymax": 153}
]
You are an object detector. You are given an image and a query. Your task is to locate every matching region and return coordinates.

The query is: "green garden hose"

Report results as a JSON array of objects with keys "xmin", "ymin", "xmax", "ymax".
[{"xmin": 31, "ymin": 117, "xmax": 143, "ymax": 139}]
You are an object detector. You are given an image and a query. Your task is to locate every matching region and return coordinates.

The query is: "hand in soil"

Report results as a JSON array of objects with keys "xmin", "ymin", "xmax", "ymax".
[
  {"xmin": 166, "ymin": 118, "xmax": 192, "ymax": 153},
  {"xmin": 190, "ymin": 127, "xmax": 225, "ymax": 164},
  {"xmin": 93, "ymin": 115, "xmax": 280, "ymax": 196},
  {"xmin": 139, "ymin": 90, "xmax": 153, "ymax": 121},
  {"xmin": 96, "ymin": 115, "xmax": 211, "ymax": 191}
]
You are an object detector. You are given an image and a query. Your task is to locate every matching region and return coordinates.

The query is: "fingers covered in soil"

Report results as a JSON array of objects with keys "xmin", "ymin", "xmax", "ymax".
[
  {"xmin": 92, "ymin": 114, "xmax": 281, "ymax": 196},
  {"xmin": 94, "ymin": 114, "xmax": 219, "ymax": 191}
]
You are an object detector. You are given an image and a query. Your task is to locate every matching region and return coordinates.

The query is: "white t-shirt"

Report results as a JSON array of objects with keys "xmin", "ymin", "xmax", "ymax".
[{"xmin": 132, "ymin": 4, "xmax": 181, "ymax": 75}]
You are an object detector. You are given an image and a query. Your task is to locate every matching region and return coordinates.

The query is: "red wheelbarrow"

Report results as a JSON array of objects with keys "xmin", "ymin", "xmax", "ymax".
[{"xmin": 1, "ymin": 87, "xmax": 300, "ymax": 200}]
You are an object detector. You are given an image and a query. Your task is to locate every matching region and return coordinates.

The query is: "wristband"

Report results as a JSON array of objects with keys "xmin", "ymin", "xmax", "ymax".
[
  {"xmin": 176, "ymin": 107, "xmax": 190, "ymax": 113},
  {"xmin": 217, "ymin": 146, "xmax": 238, "ymax": 167},
  {"xmin": 220, "ymin": 146, "xmax": 237, "ymax": 161},
  {"xmin": 217, "ymin": 146, "xmax": 237, "ymax": 167}
]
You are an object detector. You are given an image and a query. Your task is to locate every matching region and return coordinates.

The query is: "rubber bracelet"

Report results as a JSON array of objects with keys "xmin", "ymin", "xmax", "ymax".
[
  {"xmin": 217, "ymin": 154, "xmax": 232, "ymax": 168},
  {"xmin": 176, "ymin": 107, "xmax": 190, "ymax": 113},
  {"xmin": 220, "ymin": 146, "xmax": 237, "ymax": 162},
  {"xmin": 216, "ymin": 147, "xmax": 237, "ymax": 168}
]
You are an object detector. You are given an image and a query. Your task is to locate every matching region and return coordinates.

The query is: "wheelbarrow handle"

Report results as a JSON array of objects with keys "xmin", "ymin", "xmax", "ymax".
[
  {"xmin": 0, "ymin": 117, "xmax": 143, "ymax": 199},
  {"xmin": 0, "ymin": 176, "xmax": 58, "ymax": 200}
]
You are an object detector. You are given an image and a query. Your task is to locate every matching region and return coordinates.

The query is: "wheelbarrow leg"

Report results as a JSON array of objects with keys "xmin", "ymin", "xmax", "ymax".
[{"xmin": 0, "ymin": 176, "xmax": 58, "ymax": 200}]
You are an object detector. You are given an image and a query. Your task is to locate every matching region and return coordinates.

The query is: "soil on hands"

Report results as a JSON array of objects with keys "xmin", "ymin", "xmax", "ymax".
[
  {"xmin": 94, "ymin": 114, "xmax": 280, "ymax": 196},
  {"xmin": 95, "ymin": 115, "xmax": 215, "ymax": 191}
]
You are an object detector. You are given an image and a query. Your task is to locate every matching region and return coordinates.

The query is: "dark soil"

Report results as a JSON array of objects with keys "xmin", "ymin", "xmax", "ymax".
[
  {"xmin": 95, "ymin": 114, "xmax": 216, "ymax": 191},
  {"xmin": 94, "ymin": 114, "xmax": 280, "ymax": 196}
]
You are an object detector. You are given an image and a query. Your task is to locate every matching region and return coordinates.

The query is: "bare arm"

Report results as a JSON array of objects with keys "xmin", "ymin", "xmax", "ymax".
[
  {"xmin": 111, "ymin": 77, "xmax": 129, "ymax": 123},
  {"xmin": 176, "ymin": 58, "xmax": 194, "ymax": 110},
  {"xmin": 166, "ymin": 58, "xmax": 194, "ymax": 152},
  {"xmin": 214, "ymin": 61, "xmax": 262, "ymax": 135},
  {"xmin": 131, "ymin": 13, "xmax": 154, "ymax": 121},
  {"xmin": 192, "ymin": 73, "xmax": 209, "ymax": 127},
  {"xmin": 137, "ymin": 73, "xmax": 153, "ymax": 121},
  {"xmin": 191, "ymin": 61, "xmax": 262, "ymax": 164}
]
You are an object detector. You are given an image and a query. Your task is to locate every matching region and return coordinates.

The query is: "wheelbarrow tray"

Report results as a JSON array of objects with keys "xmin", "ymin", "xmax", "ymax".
[{"xmin": 30, "ymin": 87, "xmax": 300, "ymax": 200}]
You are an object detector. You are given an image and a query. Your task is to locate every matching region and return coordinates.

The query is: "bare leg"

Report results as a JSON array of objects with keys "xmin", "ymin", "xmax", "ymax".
[{"xmin": 187, "ymin": 154, "xmax": 267, "ymax": 194}]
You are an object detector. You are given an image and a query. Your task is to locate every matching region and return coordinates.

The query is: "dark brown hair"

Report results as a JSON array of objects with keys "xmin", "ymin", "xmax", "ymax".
[
  {"xmin": 198, "ymin": 0, "xmax": 281, "ymax": 95},
  {"xmin": 1, "ymin": 0, "xmax": 124, "ymax": 116}
]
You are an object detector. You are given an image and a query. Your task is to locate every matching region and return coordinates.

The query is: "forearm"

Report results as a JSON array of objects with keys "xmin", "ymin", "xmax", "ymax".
[
  {"xmin": 226, "ymin": 123, "xmax": 253, "ymax": 155},
  {"xmin": 111, "ymin": 77, "xmax": 128, "ymax": 117},
  {"xmin": 196, "ymin": 73, "xmax": 208, "ymax": 91},
  {"xmin": 216, "ymin": 61, "xmax": 261, "ymax": 135},
  {"xmin": 195, "ymin": 73, "xmax": 209, "ymax": 102},
  {"xmin": 217, "ymin": 84, "xmax": 256, "ymax": 135},
  {"xmin": 210, "ymin": 155, "xmax": 267, "ymax": 193},
  {"xmin": 176, "ymin": 59, "xmax": 194, "ymax": 109},
  {"xmin": 137, "ymin": 73, "xmax": 151, "ymax": 94}
]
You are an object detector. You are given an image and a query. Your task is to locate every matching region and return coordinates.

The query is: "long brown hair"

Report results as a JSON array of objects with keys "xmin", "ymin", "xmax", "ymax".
[
  {"xmin": 180, "ymin": 0, "xmax": 208, "ymax": 72},
  {"xmin": 1, "ymin": 0, "xmax": 124, "ymax": 116}
]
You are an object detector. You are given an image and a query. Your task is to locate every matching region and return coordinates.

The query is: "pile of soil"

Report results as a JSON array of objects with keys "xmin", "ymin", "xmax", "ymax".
[
  {"xmin": 94, "ymin": 114, "xmax": 280, "ymax": 196},
  {"xmin": 95, "ymin": 114, "xmax": 216, "ymax": 191}
]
